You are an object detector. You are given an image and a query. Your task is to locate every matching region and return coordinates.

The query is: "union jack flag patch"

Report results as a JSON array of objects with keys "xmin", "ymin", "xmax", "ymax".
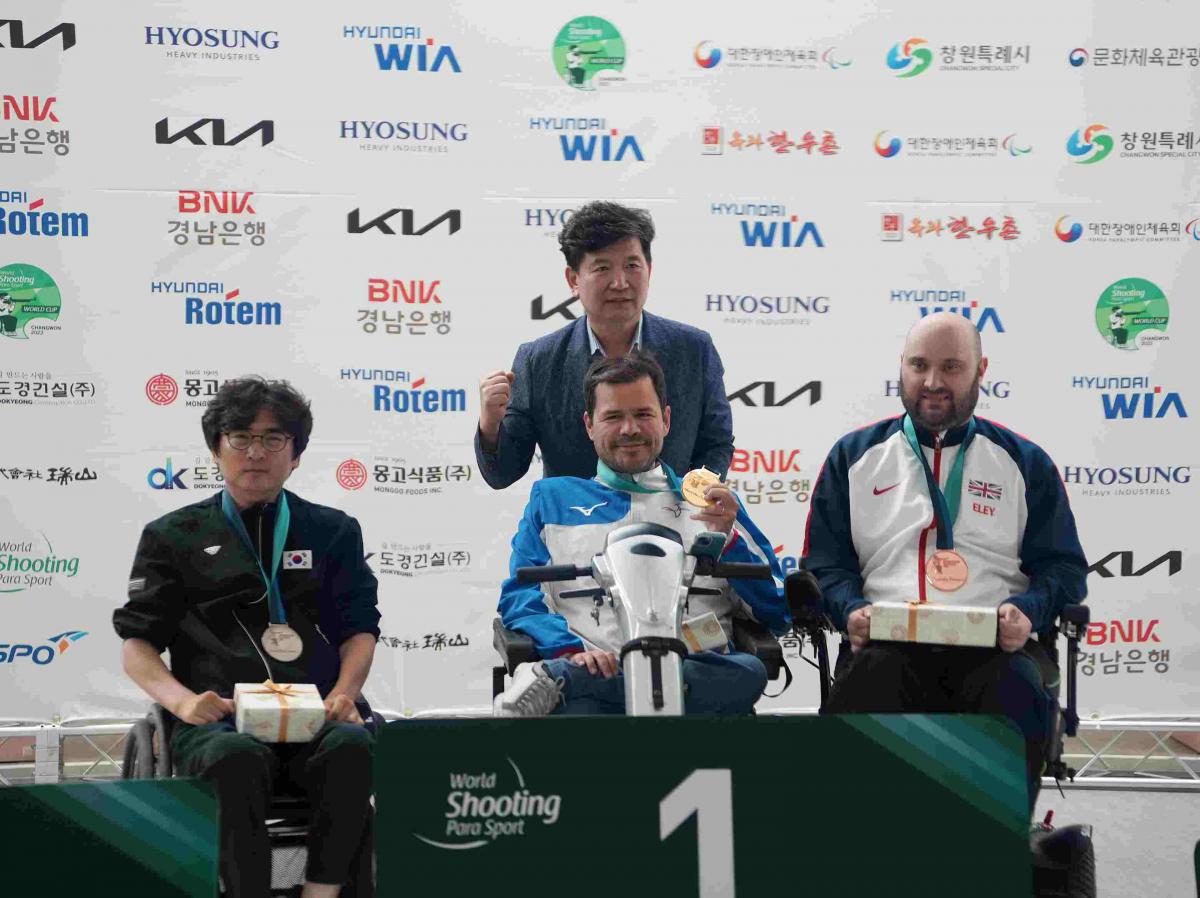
[{"xmin": 968, "ymin": 479, "xmax": 1003, "ymax": 500}]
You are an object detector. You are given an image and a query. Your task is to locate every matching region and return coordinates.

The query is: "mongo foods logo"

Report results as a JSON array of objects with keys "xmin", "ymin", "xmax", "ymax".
[
  {"xmin": 414, "ymin": 757, "xmax": 562, "ymax": 850},
  {"xmin": 1067, "ymin": 124, "xmax": 1113, "ymax": 164},
  {"xmin": 146, "ymin": 373, "xmax": 179, "ymax": 405},
  {"xmin": 0, "ymin": 535, "xmax": 80, "ymax": 593},
  {"xmin": 337, "ymin": 459, "xmax": 368, "ymax": 490},
  {"xmin": 886, "ymin": 38, "xmax": 933, "ymax": 77}
]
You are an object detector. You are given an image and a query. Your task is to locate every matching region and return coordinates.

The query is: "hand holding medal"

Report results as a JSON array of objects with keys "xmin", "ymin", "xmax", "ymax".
[
  {"xmin": 681, "ymin": 466, "xmax": 721, "ymax": 507},
  {"xmin": 682, "ymin": 467, "xmax": 738, "ymax": 534}
]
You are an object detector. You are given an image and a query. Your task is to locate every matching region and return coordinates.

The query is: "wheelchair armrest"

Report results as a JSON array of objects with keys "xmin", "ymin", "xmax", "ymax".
[
  {"xmin": 122, "ymin": 717, "xmax": 156, "ymax": 780},
  {"xmin": 492, "ymin": 618, "xmax": 539, "ymax": 676},
  {"xmin": 1059, "ymin": 603, "xmax": 1090, "ymax": 634},
  {"xmin": 785, "ymin": 571, "xmax": 829, "ymax": 631},
  {"xmin": 1055, "ymin": 604, "xmax": 1089, "ymax": 740},
  {"xmin": 150, "ymin": 704, "xmax": 173, "ymax": 778},
  {"xmin": 731, "ymin": 617, "xmax": 783, "ymax": 680}
]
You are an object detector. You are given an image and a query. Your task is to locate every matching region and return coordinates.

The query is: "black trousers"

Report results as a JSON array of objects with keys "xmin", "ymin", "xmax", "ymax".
[
  {"xmin": 824, "ymin": 641, "xmax": 1052, "ymax": 815},
  {"xmin": 171, "ymin": 718, "xmax": 374, "ymax": 897}
]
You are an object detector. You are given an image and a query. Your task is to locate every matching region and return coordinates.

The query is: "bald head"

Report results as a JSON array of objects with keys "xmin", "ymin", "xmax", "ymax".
[
  {"xmin": 903, "ymin": 311, "xmax": 982, "ymax": 365},
  {"xmin": 899, "ymin": 311, "xmax": 988, "ymax": 431}
]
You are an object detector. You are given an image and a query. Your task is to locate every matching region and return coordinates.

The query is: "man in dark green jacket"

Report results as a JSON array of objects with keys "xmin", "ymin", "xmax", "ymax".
[{"xmin": 114, "ymin": 376, "xmax": 380, "ymax": 898}]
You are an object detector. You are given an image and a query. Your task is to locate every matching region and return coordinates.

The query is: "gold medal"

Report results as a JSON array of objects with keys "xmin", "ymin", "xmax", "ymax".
[
  {"xmin": 680, "ymin": 466, "xmax": 721, "ymax": 508},
  {"xmin": 262, "ymin": 624, "xmax": 304, "ymax": 662},
  {"xmin": 926, "ymin": 549, "xmax": 968, "ymax": 592}
]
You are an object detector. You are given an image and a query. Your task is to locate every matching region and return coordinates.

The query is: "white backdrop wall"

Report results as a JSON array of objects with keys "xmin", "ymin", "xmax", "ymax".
[{"xmin": 2, "ymin": 0, "xmax": 1197, "ymax": 723}]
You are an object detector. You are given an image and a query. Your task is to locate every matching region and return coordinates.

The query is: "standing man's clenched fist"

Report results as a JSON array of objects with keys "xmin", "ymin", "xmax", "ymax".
[{"xmin": 478, "ymin": 370, "xmax": 515, "ymax": 451}]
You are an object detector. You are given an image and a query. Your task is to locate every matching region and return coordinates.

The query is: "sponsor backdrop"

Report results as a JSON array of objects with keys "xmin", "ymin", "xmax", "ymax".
[{"xmin": 2, "ymin": 1, "xmax": 1197, "ymax": 722}]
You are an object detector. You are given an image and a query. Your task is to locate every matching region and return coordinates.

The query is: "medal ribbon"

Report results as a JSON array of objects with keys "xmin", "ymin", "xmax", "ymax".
[
  {"xmin": 901, "ymin": 415, "xmax": 976, "ymax": 551},
  {"xmin": 595, "ymin": 460, "xmax": 686, "ymax": 498},
  {"xmin": 220, "ymin": 490, "xmax": 291, "ymax": 626}
]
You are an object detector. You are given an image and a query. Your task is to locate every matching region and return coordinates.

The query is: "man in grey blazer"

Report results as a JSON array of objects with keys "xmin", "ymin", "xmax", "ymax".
[{"xmin": 475, "ymin": 201, "xmax": 735, "ymax": 489}]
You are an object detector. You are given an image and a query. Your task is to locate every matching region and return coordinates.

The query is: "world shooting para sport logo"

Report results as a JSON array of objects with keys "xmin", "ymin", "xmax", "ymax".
[{"xmin": 414, "ymin": 757, "xmax": 563, "ymax": 850}]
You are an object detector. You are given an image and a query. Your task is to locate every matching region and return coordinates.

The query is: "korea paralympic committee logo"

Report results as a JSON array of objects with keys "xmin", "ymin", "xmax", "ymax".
[{"xmin": 414, "ymin": 757, "xmax": 563, "ymax": 850}]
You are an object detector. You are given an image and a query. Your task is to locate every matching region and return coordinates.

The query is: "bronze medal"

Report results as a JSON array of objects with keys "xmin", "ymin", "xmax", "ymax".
[{"xmin": 926, "ymin": 549, "xmax": 968, "ymax": 592}]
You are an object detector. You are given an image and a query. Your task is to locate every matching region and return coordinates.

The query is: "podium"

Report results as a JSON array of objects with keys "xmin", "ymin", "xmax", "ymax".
[
  {"xmin": 0, "ymin": 778, "xmax": 216, "ymax": 897},
  {"xmin": 375, "ymin": 714, "xmax": 1031, "ymax": 897}
]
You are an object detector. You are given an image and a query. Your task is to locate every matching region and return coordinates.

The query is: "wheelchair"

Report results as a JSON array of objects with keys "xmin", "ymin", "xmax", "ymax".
[
  {"xmin": 491, "ymin": 614, "xmax": 787, "ymax": 702},
  {"xmin": 122, "ymin": 702, "xmax": 377, "ymax": 898},
  {"xmin": 783, "ymin": 568, "xmax": 1096, "ymax": 898}
]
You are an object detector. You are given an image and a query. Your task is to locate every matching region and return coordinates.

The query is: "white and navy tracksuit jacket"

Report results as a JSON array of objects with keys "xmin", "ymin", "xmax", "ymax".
[
  {"xmin": 803, "ymin": 416, "xmax": 1087, "ymax": 633},
  {"xmin": 500, "ymin": 464, "xmax": 790, "ymax": 658}
]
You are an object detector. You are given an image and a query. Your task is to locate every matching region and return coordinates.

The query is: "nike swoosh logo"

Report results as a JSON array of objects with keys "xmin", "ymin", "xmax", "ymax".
[
  {"xmin": 873, "ymin": 484, "xmax": 899, "ymax": 496},
  {"xmin": 569, "ymin": 502, "xmax": 608, "ymax": 517}
]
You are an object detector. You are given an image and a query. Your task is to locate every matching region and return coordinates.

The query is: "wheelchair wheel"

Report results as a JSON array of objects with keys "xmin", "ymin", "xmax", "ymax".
[
  {"xmin": 122, "ymin": 718, "xmax": 155, "ymax": 780},
  {"xmin": 1031, "ymin": 823, "xmax": 1096, "ymax": 898},
  {"xmin": 1063, "ymin": 834, "xmax": 1095, "ymax": 898}
]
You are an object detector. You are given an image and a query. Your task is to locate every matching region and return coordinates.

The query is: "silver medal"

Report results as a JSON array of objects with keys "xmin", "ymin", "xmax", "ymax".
[{"xmin": 262, "ymin": 624, "xmax": 303, "ymax": 662}]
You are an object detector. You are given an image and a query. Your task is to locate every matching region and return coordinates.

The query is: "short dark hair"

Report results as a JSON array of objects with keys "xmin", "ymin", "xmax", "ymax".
[
  {"xmin": 559, "ymin": 201, "xmax": 655, "ymax": 271},
  {"xmin": 584, "ymin": 347, "xmax": 667, "ymax": 417},
  {"xmin": 201, "ymin": 376, "xmax": 313, "ymax": 458}
]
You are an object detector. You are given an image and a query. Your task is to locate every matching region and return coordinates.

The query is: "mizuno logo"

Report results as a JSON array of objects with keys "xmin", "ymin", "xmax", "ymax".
[
  {"xmin": 873, "ymin": 483, "xmax": 899, "ymax": 495},
  {"xmin": 204, "ymin": 545, "xmax": 221, "ymax": 555},
  {"xmin": 569, "ymin": 502, "xmax": 608, "ymax": 516}
]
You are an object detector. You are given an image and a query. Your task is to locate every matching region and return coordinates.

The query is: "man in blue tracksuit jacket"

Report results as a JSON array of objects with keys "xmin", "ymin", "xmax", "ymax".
[
  {"xmin": 804, "ymin": 312, "xmax": 1088, "ymax": 812},
  {"xmin": 494, "ymin": 349, "xmax": 789, "ymax": 716}
]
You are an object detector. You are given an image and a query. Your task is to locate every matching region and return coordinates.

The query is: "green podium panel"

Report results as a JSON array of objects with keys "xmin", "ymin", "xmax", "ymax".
[
  {"xmin": 377, "ymin": 714, "xmax": 1030, "ymax": 897},
  {"xmin": 0, "ymin": 778, "xmax": 217, "ymax": 897}
]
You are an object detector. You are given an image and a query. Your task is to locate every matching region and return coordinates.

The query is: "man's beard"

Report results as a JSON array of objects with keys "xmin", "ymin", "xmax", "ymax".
[
  {"xmin": 602, "ymin": 439, "xmax": 657, "ymax": 474},
  {"xmin": 901, "ymin": 380, "xmax": 979, "ymax": 431}
]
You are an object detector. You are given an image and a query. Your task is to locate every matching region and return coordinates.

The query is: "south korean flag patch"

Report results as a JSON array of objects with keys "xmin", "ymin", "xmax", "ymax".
[{"xmin": 282, "ymin": 550, "xmax": 313, "ymax": 570}]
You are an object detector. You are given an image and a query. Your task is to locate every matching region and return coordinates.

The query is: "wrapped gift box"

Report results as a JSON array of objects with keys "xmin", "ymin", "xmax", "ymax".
[
  {"xmin": 869, "ymin": 601, "xmax": 997, "ymax": 648},
  {"xmin": 681, "ymin": 612, "xmax": 728, "ymax": 653},
  {"xmin": 234, "ymin": 681, "xmax": 325, "ymax": 743}
]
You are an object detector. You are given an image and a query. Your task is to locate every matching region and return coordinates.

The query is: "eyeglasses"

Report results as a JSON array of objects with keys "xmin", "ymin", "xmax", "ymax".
[{"xmin": 224, "ymin": 431, "xmax": 292, "ymax": 452}]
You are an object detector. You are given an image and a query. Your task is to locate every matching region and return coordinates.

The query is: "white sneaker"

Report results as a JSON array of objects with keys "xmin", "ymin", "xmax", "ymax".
[{"xmin": 493, "ymin": 662, "xmax": 563, "ymax": 717}]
